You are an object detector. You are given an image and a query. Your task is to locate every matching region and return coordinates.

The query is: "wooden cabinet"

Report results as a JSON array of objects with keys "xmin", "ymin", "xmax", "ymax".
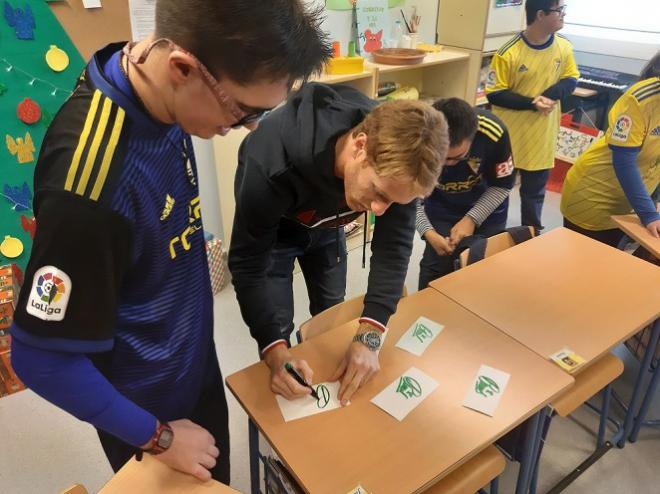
[{"xmin": 437, "ymin": 0, "xmax": 527, "ymax": 106}]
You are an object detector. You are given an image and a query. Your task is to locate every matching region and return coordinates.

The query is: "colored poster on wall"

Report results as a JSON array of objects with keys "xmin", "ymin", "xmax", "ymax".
[
  {"xmin": 0, "ymin": 1, "xmax": 85, "ymax": 271},
  {"xmin": 495, "ymin": 0, "xmax": 523, "ymax": 7},
  {"xmin": 356, "ymin": 0, "xmax": 390, "ymax": 53}
]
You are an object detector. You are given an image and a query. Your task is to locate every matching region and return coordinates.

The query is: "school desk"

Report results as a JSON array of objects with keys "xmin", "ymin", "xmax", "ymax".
[
  {"xmin": 429, "ymin": 227, "xmax": 660, "ymax": 449},
  {"xmin": 98, "ymin": 454, "xmax": 240, "ymax": 493},
  {"xmin": 226, "ymin": 288, "xmax": 573, "ymax": 494},
  {"xmin": 612, "ymin": 214, "xmax": 660, "ymax": 260},
  {"xmin": 611, "ymin": 214, "xmax": 660, "ymax": 444}
]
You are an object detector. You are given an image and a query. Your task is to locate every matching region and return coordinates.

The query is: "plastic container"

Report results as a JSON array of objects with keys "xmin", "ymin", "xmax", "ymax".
[{"xmin": 390, "ymin": 20, "xmax": 403, "ymax": 48}]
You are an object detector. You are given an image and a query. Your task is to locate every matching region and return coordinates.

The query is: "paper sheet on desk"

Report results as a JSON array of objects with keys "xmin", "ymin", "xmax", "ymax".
[
  {"xmin": 276, "ymin": 381, "xmax": 341, "ymax": 422},
  {"xmin": 371, "ymin": 367, "xmax": 439, "ymax": 421}
]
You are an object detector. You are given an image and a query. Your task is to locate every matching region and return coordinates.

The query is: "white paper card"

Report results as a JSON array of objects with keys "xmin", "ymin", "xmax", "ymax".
[
  {"xmin": 371, "ymin": 367, "xmax": 439, "ymax": 421},
  {"xmin": 276, "ymin": 381, "xmax": 341, "ymax": 422},
  {"xmin": 128, "ymin": 0, "xmax": 156, "ymax": 41},
  {"xmin": 463, "ymin": 365, "xmax": 510, "ymax": 417},
  {"xmin": 82, "ymin": 0, "xmax": 102, "ymax": 8},
  {"xmin": 395, "ymin": 317, "xmax": 444, "ymax": 356}
]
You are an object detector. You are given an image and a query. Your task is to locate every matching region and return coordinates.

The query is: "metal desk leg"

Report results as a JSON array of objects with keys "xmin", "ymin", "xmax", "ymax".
[
  {"xmin": 249, "ymin": 418, "xmax": 261, "ymax": 494},
  {"xmin": 490, "ymin": 476, "xmax": 499, "ymax": 494},
  {"xmin": 515, "ymin": 407, "xmax": 548, "ymax": 494},
  {"xmin": 629, "ymin": 342, "xmax": 660, "ymax": 442},
  {"xmin": 597, "ymin": 384, "xmax": 613, "ymax": 448},
  {"xmin": 618, "ymin": 320, "xmax": 660, "ymax": 448}
]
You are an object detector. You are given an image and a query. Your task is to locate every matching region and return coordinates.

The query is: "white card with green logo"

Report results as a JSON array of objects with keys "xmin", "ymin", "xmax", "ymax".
[
  {"xmin": 462, "ymin": 365, "xmax": 510, "ymax": 417},
  {"xmin": 371, "ymin": 367, "xmax": 439, "ymax": 421},
  {"xmin": 276, "ymin": 381, "xmax": 341, "ymax": 422},
  {"xmin": 395, "ymin": 317, "xmax": 444, "ymax": 356}
]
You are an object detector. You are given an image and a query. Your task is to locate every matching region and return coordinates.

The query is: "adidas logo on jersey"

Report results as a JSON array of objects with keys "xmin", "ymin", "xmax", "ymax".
[
  {"xmin": 160, "ymin": 194, "xmax": 176, "ymax": 221},
  {"xmin": 518, "ymin": 64, "xmax": 529, "ymax": 73},
  {"xmin": 651, "ymin": 126, "xmax": 660, "ymax": 136}
]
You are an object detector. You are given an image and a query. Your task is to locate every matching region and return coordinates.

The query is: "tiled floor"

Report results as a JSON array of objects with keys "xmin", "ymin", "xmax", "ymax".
[{"xmin": 1, "ymin": 190, "xmax": 658, "ymax": 493}]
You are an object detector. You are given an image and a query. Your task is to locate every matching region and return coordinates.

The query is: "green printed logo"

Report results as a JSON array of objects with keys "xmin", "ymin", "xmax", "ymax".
[
  {"xmin": 412, "ymin": 323, "xmax": 433, "ymax": 343},
  {"xmin": 396, "ymin": 376, "xmax": 422, "ymax": 399},
  {"xmin": 475, "ymin": 376, "xmax": 500, "ymax": 397},
  {"xmin": 316, "ymin": 384, "xmax": 330, "ymax": 408}
]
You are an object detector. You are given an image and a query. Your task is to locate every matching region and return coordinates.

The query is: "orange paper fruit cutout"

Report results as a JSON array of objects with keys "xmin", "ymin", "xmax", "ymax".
[{"xmin": 17, "ymin": 98, "xmax": 41, "ymax": 124}]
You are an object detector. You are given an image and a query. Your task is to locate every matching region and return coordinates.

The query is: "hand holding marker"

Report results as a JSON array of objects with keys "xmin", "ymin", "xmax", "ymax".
[{"xmin": 285, "ymin": 362, "xmax": 319, "ymax": 400}]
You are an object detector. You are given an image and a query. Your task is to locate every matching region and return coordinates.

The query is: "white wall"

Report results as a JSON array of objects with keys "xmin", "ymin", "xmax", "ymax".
[{"xmin": 562, "ymin": 0, "xmax": 660, "ymax": 62}]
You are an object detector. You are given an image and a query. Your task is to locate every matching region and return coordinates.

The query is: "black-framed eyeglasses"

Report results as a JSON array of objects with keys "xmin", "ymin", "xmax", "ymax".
[
  {"xmin": 547, "ymin": 5, "xmax": 567, "ymax": 15},
  {"xmin": 446, "ymin": 150, "xmax": 470, "ymax": 162},
  {"xmin": 231, "ymin": 109, "xmax": 271, "ymax": 129}
]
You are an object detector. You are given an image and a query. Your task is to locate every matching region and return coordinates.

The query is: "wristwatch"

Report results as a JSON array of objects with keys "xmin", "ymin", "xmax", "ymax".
[
  {"xmin": 353, "ymin": 330, "xmax": 382, "ymax": 351},
  {"xmin": 143, "ymin": 421, "xmax": 174, "ymax": 455}
]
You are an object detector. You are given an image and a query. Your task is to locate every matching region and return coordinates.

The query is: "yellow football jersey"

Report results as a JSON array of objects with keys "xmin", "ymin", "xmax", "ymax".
[
  {"xmin": 486, "ymin": 33, "xmax": 579, "ymax": 171},
  {"xmin": 561, "ymin": 77, "xmax": 660, "ymax": 231}
]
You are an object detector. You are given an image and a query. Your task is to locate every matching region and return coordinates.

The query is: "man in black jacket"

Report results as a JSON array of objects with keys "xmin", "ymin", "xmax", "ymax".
[{"xmin": 229, "ymin": 83, "xmax": 448, "ymax": 404}]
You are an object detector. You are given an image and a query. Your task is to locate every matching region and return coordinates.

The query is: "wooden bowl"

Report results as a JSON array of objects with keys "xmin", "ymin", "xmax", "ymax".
[{"xmin": 371, "ymin": 48, "xmax": 427, "ymax": 65}]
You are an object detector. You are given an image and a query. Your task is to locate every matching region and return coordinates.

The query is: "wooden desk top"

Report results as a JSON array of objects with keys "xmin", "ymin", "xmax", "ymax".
[
  {"xmin": 226, "ymin": 289, "xmax": 573, "ymax": 494},
  {"xmin": 367, "ymin": 48, "xmax": 470, "ymax": 74},
  {"xmin": 612, "ymin": 214, "xmax": 660, "ymax": 259},
  {"xmin": 430, "ymin": 228, "xmax": 660, "ymax": 370},
  {"xmin": 98, "ymin": 455, "xmax": 240, "ymax": 493}
]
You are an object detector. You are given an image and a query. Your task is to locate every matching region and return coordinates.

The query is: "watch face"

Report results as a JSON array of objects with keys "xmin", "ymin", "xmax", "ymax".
[
  {"xmin": 157, "ymin": 429, "xmax": 174, "ymax": 449},
  {"xmin": 364, "ymin": 331, "xmax": 381, "ymax": 350}
]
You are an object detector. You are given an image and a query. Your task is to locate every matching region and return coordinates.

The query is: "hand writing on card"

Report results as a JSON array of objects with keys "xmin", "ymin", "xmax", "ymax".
[
  {"xmin": 331, "ymin": 323, "xmax": 381, "ymax": 406},
  {"xmin": 264, "ymin": 345, "xmax": 314, "ymax": 400}
]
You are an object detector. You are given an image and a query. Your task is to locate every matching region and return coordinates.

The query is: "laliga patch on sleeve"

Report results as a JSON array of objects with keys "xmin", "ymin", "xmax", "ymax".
[
  {"xmin": 611, "ymin": 114, "xmax": 633, "ymax": 142},
  {"xmin": 486, "ymin": 69, "xmax": 497, "ymax": 88},
  {"xmin": 495, "ymin": 156, "xmax": 514, "ymax": 177},
  {"xmin": 26, "ymin": 266, "xmax": 72, "ymax": 322}
]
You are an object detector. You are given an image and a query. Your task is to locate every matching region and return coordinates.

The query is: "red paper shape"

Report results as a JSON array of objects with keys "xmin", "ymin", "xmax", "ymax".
[
  {"xmin": 16, "ymin": 97, "xmax": 41, "ymax": 125},
  {"xmin": 20, "ymin": 214, "xmax": 36, "ymax": 240}
]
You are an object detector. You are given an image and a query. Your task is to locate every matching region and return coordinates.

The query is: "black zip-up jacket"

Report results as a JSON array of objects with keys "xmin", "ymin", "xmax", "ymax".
[{"xmin": 228, "ymin": 83, "xmax": 416, "ymax": 351}]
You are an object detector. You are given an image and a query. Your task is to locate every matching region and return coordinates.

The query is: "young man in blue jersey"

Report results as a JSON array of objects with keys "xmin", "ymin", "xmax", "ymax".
[
  {"xmin": 486, "ymin": 0, "xmax": 579, "ymax": 234},
  {"xmin": 10, "ymin": 0, "xmax": 331, "ymax": 483},
  {"xmin": 417, "ymin": 98, "xmax": 515, "ymax": 288},
  {"xmin": 229, "ymin": 86, "xmax": 448, "ymax": 406}
]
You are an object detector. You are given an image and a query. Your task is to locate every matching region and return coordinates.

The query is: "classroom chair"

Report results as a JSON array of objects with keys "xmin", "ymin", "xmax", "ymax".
[
  {"xmin": 299, "ymin": 291, "xmax": 505, "ymax": 494},
  {"xmin": 296, "ymin": 287, "xmax": 408, "ymax": 344},
  {"xmin": 457, "ymin": 226, "xmax": 625, "ymax": 493},
  {"xmin": 529, "ymin": 354, "xmax": 624, "ymax": 493},
  {"xmin": 59, "ymin": 485, "xmax": 88, "ymax": 494},
  {"xmin": 458, "ymin": 226, "xmax": 535, "ymax": 269},
  {"xmin": 422, "ymin": 445, "xmax": 506, "ymax": 494}
]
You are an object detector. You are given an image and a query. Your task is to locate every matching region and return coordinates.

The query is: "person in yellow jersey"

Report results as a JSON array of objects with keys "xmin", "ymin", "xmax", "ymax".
[
  {"xmin": 561, "ymin": 52, "xmax": 660, "ymax": 245},
  {"xmin": 486, "ymin": 0, "xmax": 579, "ymax": 234}
]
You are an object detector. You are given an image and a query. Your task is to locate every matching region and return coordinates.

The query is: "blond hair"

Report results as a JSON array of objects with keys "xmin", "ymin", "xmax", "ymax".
[{"xmin": 353, "ymin": 100, "xmax": 448, "ymax": 195}]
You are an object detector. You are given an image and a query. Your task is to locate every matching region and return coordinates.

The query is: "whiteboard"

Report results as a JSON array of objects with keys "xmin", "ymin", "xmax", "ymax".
[
  {"xmin": 562, "ymin": 0, "xmax": 660, "ymax": 61},
  {"xmin": 566, "ymin": 0, "xmax": 660, "ymax": 33}
]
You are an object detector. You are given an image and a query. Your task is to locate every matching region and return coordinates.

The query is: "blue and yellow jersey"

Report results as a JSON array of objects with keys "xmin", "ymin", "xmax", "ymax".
[
  {"xmin": 424, "ymin": 109, "xmax": 514, "ymax": 226},
  {"xmin": 561, "ymin": 77, "xmax": 660, "ymax": 230},
  {"xmin": 13, "ymin": 44, "xmax": 214, "ymax": 420},
  {"xmin": 486, "ymin": 33, "xmax": 579, "ymax": 170}
]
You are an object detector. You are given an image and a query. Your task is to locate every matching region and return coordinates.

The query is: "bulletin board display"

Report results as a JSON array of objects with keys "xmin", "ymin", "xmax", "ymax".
[{"xmin": 0, "ymin": 0, "xmax": 86, "ymax": 270}]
